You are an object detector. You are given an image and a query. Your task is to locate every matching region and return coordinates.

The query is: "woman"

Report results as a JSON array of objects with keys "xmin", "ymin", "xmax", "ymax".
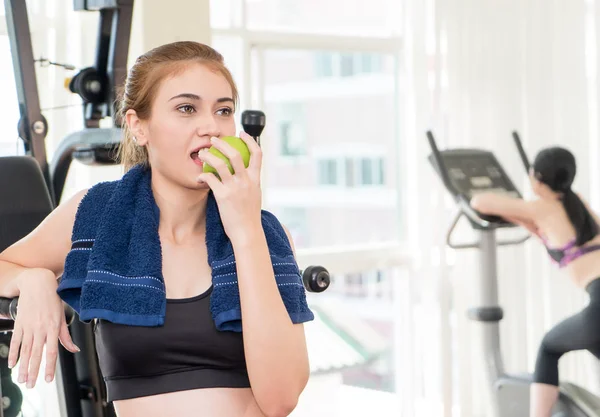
[
  {"xmin": 0, "ymin": 41, "xmax": 311, "ymax": 417},
  {"xmin": 470, "ymin": 146, "xmax": 600, "ymax": 417}
]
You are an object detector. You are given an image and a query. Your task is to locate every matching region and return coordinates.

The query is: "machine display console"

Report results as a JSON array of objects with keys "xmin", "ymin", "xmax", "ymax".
[
  {"xmin": 440, "ymin": 151, "xmax": 520, "ymax": 200},
  {"xmin": 426, "ymin": 131, "xmax": 523, "ymax": 229}
]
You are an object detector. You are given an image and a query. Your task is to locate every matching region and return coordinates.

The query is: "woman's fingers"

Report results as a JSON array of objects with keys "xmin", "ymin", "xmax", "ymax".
[
  {"xmin": 27, "ymin": 333, "xmax": 46, "ymax": 388},
  {"xmin": 8, "ymin": 326, "xmax": 22, "ymax": 369},
  {"xmin": 198, "ymin": 148, "xmax": 234, "ymax": 182},
  {"xmin": 208, "ymin": 137, "xmax": 248, "ymax": 177},
  {"xmin": 45, "ymin": 328, "xmax": 60, "ymax": 383},
  {"xmin": 58, "ymin": 319, "xmax": 79, "ymax": 354},
  {"xmin": 17, "ymin": 331, "xmax": 33, "ymax": 385},
  {"xmin": 197, "ymin": 172, "xmax": 225, "ymax": 194}
]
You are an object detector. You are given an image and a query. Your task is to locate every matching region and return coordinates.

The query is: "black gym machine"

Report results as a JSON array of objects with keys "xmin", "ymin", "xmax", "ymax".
[{"xmin": 0, "ymin": 1, "xmax": 330, "ymax": 416}]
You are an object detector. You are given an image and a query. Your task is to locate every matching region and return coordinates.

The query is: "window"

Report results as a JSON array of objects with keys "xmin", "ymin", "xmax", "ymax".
[
  {"xmin": 274, "ymin": 206, "xmax": 308, "ymax": 246},
  {"xmin": 209, "ymin": 0, "xmax": 243, "ymax": 29},
  {"xmin": 314, "ymin": 52, "xmax": 334, "ymax": 77},
  {"xmin": 210, "ymin": 6, "xmax": 408, "ymax": 416},
  {"xmin": 314, "ymin": 52, "xmax": 385, "ymax": 78},
  {"xmin": 345, "ymin": 158, "xmax": 356, "ymax": 186},
  {"xmin": 361, "ymin": 158, "xmax": 374, "ymax": 185},
  {"xmin": 375, "ymin": 157, "xmax": 385, "ymax": 184},
  {"xmin": 340, "ymin": 53, "xmax": 355, "ymax": 77},
  {"xmin": 316, "ymin": 156, "xmax": 385, "ymax": 187},
  {"xmin": 345, "ymin": 273, "xmax": 366, "ymax": 297},
  {"xmin": 277, "ymin": 102, "xmax": 306, "ymax": 156},
  {"xmin": 318, "ymin": 159, "xmax": 338, "ymax": 185},
  {"xmin": 245, "ymin": 0, "xmax": 403, "ymax": 37},
  {"xmin": 361, "ymin": 157, "xmax": 385, "ymax": 186}
]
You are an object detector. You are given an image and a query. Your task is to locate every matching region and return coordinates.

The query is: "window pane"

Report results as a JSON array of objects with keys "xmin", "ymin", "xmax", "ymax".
[
  {"xmin": 0, "ymin": 35, "xmax": 22, "ymax": 157},
  {"xmin": 245, "ymin": 0, "xmax": 403, "ymax": 37},
  {"xmin": 256, "ymin": 48, "xmax": 400, "ymax": 249},
  {"xmin": 278, "ymin": 102, "xmax": 306, "ymax": 156},
  {"xmin": 345, "ymin": 157, "xmax": 355, "ymax": 187},
  {"xmin": 210, "ymin": 35, "xmax": 247, "ymax": 110},
  {"xmin": 340, "ymin": 54, "xmax": 355, "ymax": 77},
  {"xmin": 376, "ymin": 157, "xmax": 385, "ymax": 185},
  {"xmin": 317, "ymin": 159, "xmax": 337, "ymax": 186},
  {"xmin": 314, "ymin": 52, "xmax": 334, "ymax": 77},
  {"xmin": 295, "ymin": 265, "xmax": 408, "ymax": 416},
  {"xmin": 361, "ymin": 158, "xmax": 373, "ymax": 185},
  {"xmin": 209, "ymin": 0, "xmax": 243, "ymax": 29}
]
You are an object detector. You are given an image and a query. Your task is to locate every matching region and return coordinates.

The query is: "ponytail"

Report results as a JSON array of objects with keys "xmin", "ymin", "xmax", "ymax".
[
  {"xmin": 562, "ymin": 189, "xmax": 598, "ymax": 246},
  {"xmin": 533, "ymin": 146, "xmax": 597, "ymax": 246}
]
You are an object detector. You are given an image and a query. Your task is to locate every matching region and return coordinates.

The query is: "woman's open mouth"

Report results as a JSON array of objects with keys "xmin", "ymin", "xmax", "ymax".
[{"xmin": 190, "ymin": 148, "xmax": 208, "ymax": 167}]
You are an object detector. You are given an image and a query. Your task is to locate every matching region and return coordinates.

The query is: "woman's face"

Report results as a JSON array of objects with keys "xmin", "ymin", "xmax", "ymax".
[{"xmin": 129, "ymin": 62, "xmax": 237, "ymax": 189}]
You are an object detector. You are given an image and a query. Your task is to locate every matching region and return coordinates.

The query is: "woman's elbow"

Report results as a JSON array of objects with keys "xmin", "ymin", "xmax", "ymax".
[
  {"xmin": 262, "ymin": 397, "xmax": 299, "ymax": 417},
  {"xmin": 259, "ymin": 376, "xmax": 307, "ymax": 417}
]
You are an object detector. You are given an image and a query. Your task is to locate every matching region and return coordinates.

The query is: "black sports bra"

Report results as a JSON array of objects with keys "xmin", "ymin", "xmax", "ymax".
[{"xmin": 94, "ymin": 285, "xmax": 250, "ymax": 402}]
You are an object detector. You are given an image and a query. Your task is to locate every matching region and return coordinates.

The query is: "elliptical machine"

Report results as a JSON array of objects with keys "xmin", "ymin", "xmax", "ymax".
[{"xmin": 426, "ymin": 130, "xmax": 600, "ymax": 417}]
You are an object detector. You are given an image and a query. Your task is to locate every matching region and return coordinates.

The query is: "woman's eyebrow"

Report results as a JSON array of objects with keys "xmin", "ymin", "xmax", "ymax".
[
  {"xmin": 168, "ymin": 93, "xmax": 234, "ymax": 103},
  {"xmin": 169, "ymin": 93, "xmax": 200, "ymax": 101}
]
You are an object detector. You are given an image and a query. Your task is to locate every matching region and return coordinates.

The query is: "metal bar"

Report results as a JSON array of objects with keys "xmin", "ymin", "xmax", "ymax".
[
  {"xmin": 446, "ymin": 209, "xmax": 481, "ymax": 249},
  {"xmin": 512, "ymin": 131, "xmax": 531, "ymax": 174},
  {"xmin": 83, "ymin": 8, "xmax": 113, "ymax": 127},
  {"xmin": 4, "ymin": 0, "xmax": 54, "ymax": 203},
  {"xmin": 76, "ymin": 0, "xmax": 119, "ymax": 10},
  {"xmin": 107, "ymin": 0, "xmax": 133, "ymax": 122},
  {"xmin": 477, "ymin": 230, "xmax": 504, "ymax": 417}
]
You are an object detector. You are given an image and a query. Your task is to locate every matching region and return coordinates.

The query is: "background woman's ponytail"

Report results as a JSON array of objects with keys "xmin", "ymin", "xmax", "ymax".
[{"xmin": 533, "ymin": 147, "xmax": 598, "ymax": 246}]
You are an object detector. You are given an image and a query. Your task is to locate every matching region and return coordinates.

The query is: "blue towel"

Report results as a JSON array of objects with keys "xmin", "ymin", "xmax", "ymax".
[{"xmin": 57, "ymin": 164, "xmax": 314, "ymax": 331}]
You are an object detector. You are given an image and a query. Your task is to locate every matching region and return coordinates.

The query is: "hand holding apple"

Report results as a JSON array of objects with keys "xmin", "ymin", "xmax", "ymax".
[
  {"xmin": 196, "ymin": 132, "xmax": 263, "ymax": 244},
  {"xmin": 203, "ymin": 136, "xmax": 251, "ymax": 178}
]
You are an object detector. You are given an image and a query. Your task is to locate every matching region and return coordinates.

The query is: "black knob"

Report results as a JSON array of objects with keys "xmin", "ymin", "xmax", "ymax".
[
  {"xmin": 69, "ymin": 67, "xmax": 105, "ymax": 104},
  {"xmin": 302, "ymin": 266, "xmax": 330, "ymax": 293},
  {"xmin": 241, "ymin": 110, "xmax": 266, "ymax": 141}
]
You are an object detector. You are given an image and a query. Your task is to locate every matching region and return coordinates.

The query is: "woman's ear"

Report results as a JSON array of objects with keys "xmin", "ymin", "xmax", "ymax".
[{"xmin": 125, "ymin": 109, "xmax": 148, "ymax": 146}]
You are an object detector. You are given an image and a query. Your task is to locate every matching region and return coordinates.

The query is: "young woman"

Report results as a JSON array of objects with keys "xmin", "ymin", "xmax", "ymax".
[
  {"xmin": 0, "ymin": 41, "xmax": 311, "ymax": 417},
  {"xmin": 470, "ymin": 146, "xmax": 600, "ymax": 417}
]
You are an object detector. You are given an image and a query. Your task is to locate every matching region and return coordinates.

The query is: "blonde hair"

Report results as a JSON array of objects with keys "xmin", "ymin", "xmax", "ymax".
[{"xmin": 115, "ymin": 41, "xmax": 239, "ymax": 171}]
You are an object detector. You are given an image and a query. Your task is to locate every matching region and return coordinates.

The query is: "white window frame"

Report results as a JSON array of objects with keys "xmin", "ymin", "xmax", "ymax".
[
  {"xmin": 212, "ymin": 15, "xmax": 431, "ymax": 414},
  {"xmin": 1, "ymin": 1, "xmax": 409, "ymax": 274},
  {"xmin": 211, "ymin": 0, "xmax": 407, "ymax": 275}
]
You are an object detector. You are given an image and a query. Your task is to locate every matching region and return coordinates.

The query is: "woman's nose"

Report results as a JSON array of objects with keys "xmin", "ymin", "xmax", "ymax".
[{"xmin": 197, "ymin": 114, "xmax": 220, "ymax": 138}]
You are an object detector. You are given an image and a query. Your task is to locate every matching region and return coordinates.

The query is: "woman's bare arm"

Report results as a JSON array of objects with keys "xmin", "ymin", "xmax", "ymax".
[
  {"xmin": 0, "ymin": 188, "xmax": 88, "ymax": 297},
  {"xmin": 234, "ymin": 223, "xmax": 309, "ymax": 417},
  {"xmin": 470, "ymin": 192, "xmax": 536, "ymax": 222}
]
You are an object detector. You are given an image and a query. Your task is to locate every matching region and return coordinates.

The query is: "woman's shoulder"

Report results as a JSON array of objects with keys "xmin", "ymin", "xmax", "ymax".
[
  {"xmin": 77, "ymin": 177, "xmax": 124, "ymax": 207},
  {"xmin": 530, "ymin": 195, "xmax": 563, "ymax": 211},
  {"xmin": 70, "ymin": 178, "xmax": 123, "ymax": 235}
]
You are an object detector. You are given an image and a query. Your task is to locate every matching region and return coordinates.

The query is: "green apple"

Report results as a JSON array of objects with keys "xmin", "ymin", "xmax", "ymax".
[{"xmin": 203, "ymin": 136, "xmax": 251, "ymax": 177}]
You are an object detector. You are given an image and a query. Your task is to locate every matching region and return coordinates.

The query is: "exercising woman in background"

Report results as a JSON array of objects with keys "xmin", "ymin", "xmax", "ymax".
[{"xmin": 470, "ymin": 147, "xmax": 600, "ymax": 417}]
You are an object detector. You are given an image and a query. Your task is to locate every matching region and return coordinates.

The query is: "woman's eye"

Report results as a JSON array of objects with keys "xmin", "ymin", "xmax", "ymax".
[
  {"xmin": 216, "ymin": 107, "xmax": 233, "ymax": 116},
  {"xmin": 177, "ymin": 105, "xmax": 195, "ymax": 114}
]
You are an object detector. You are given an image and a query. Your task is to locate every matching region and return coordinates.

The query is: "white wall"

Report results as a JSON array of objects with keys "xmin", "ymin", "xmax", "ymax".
[{"xmin": 129, "ymin": 0, "xmax": 211, "ymax": 65}]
